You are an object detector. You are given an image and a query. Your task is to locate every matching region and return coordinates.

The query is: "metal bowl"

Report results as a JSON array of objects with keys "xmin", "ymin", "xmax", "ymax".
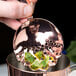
[{"xmin": 6, "ymin": 53, "xmax": 70, "ymax": 76}]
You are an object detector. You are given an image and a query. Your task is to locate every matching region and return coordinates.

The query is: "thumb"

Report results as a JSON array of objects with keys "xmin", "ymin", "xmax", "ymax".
[{"xmin": 0, "ymin": 1, "xmax": 33, "ymax": 19}]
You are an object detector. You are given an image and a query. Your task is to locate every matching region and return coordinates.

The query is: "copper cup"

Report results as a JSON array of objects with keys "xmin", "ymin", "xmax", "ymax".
[{"xmin": 6, "ymin": 53, "xmax": 71, "ymax": 76}]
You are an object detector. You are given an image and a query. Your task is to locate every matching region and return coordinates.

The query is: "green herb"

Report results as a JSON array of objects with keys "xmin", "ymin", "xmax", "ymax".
[
  {"xmin": 66, "ymin": 41, "xmax": 76, "ymax": 63},
  {"xmin": 25, "ymin": 52, "xmax": 35, "ymax": 64},
  {"xmin": 40, "ymin": 55, "xmax": 49, "ymax": 69},
  {"xmin": 31, "ymin": 60, "xmax": 40, "ymax": 70},
  {"xmin": 30, "ymin": 55, "xmax": 49, "ymax": 70},
  {"xmin": 35, "ymin": 51, "xmax": 45, "ymax": 60}
]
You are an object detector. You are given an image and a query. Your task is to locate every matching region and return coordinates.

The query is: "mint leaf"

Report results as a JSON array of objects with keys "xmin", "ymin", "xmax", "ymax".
[
  {"xmin": 30, "ymin": 60, "xmax": 40, "ymax": 70},
  {"xmin": 67, "ymin": 41, "xmax": 76, "ymax": 52},
  {"xmin": 35, "ymin": 51, "xmax": 45, "ymax": 60},
  {"xmin": 40, "ymin": 55, "xmax": 49, "ymax": 69},
  {"xmin": 25, "ymin": 52, "xmax": 35, "ymax": 64},
  {"xmin": 66, "ymin": 41, "xmax": 76, "ymax": 63}
]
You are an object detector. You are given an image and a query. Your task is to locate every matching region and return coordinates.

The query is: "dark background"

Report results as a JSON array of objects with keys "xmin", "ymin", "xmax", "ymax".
[{"xmin": 0, "ymin": 0, "xmax": 76, "ymax": 64}]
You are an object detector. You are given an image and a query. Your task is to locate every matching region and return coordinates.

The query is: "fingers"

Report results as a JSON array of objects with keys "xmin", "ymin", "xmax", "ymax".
[
  {"xmin": 0, "ymin": 0, "xmax": 38, "ymax": 30},
  {"xmin": 30, "ymin": 0, "xmax": 37, "ymax": 3},
  {"xmin": 0, "ymin": 18, "xmax": 21, "ymax": 30},
  {"xmin": 7, "ymin": 0, "xmax": 37, "ymax": 3},
  {"xmin": 0, "ymin": 1, "xmax": 33, "ymax": 19},
  {"xmin": 20, "ymin": 18, "xmax": 27, "ymax": 23},
  {"xmin": 31, "ymin": 0, "xmax": 37, "ymax": 3}
]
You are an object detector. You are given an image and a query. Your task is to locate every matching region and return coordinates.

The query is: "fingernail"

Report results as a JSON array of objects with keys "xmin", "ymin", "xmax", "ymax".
[{"xmin": 24, "ymin": 5, "xmax": 33, "ymax": 17}]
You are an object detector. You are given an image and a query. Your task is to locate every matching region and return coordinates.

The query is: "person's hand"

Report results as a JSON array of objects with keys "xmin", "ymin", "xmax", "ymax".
[{"xmin": 0, "ymin": 0, "xmax": 37, "ymax": 30}]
